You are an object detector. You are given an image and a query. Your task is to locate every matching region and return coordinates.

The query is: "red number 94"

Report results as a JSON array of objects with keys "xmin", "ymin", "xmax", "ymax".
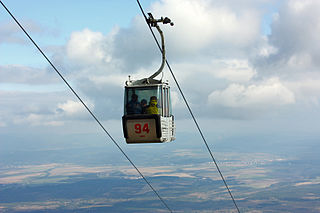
[{"xmin": 135, "ymin": 123, "xmax": 150, "ymax": 134}]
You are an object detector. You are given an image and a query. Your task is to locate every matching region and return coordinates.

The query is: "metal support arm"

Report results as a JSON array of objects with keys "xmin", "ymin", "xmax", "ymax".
[
  {"xmin": 147, "ymin": 13, "xmax": 173, "ymax": 81},
  {"xmin": 125, "ymin": 13, "xmax": 173, "ymax": 86}
]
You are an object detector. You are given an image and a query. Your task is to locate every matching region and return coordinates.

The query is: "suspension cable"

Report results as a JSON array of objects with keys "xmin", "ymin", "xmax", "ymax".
[
  {"xmin": 136, "ymin": 0, "xmax": 241, "ymax": 212},
  {"xmin": 0, "ymin": 1, "xmax": 172, "ymax": 212}
]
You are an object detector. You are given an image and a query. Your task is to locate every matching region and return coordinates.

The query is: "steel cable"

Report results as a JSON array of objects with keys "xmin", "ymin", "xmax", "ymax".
[
  {"xmin": 0, "ymin": 1, "xmax": 173, "ymax": 212},
  {"xmin": 136, "ymin": 0, "xmax": 241, "ymax": 212}
]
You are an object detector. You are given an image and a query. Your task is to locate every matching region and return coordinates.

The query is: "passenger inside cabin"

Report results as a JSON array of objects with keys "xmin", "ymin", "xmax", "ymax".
[
  {"xmin": 146, "ymin": 96, "xmax": 159, "ymax": 114},
  {"xmin": 141, "ymin": 99, "xmax": 147, "ymax": 114},
  {"xmin": 126, "ymin": 94, "xmax": 142, "ymax": 114}
]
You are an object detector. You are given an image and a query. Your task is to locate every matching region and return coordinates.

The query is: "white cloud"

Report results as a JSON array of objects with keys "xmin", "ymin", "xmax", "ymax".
[
  {"xmin": 257, "ymin": 0, "xmax": 320, "ymax": 73},
  {"xmin": 0, "ymin": 90, "xmax": 73, "ymax": 128},
  {"xmin": 47, "ymin": 0, "xmax": 270, "ymax": 120},
  {"xmin": 0, "ymin": 120, "xmax": 6, "ymax": 127},
  {"xmin": 208, "ymin": 78, "xmax": 295, "ymax": 108},
  {"xmin": 289, "ymin": 0, "xmax": 315, "ymax": 13},
  {"xmin": 256, "ymin": 36, "xmax": 278, "ymax": 57},
  {"xmin": 6, "ymin": 98, "xmax": 93, "ymax": 127},
  {"xmin": 211, "ymin": 59, "xmax": 257, "ymax": 82},
  {"xmin": 13, "ymin": 113, "xmax": 62, "ymax": 127},
  {"xmin": 3, "ymin": 0, "xmax": 320, "ymax": 126},
  {"xmin": 0, "ymin": 20, "xmax": 47, "ymax": 44},
  {"xmin": 88, "ymin": 74, "xmax": 127, "ymax": 88},
  {"xmin": 287, "ymin": 53, "xmax": 312, "ymax": 68},
  {"xmin": 151, "ymin": 0, "xmax": 262, "ymax": 58},
  {"xmin": 54, "ymin": 0, "xmax": 320, "ymax": 121},
  {"xmin": 66, "ymin": 28, "xmax": 112, "ymax": 66},
  {"xmin": 0, "ymin": 65, "xmax": 59, "ymax": 84},
  {"xmin": 56, "ymin": 100, "xmax": 93, "ymax": 116},
  {"xmin": 0, "ymin": 22, "xmax": 25, "ymax": 44},
  {"xmin": 171, "ymin": 90, "xmax": 183, "ymax": 109},
  {"xmin": 286, "ymin": 74, "xmax": 320, "ymax": 106},
  {"xmin": 112, "ymin": 16, "xmax": 157, "ymax": 71},
  {"xmin": 166, "ymin": 58, "xmax": 256, "ymax": 95}
]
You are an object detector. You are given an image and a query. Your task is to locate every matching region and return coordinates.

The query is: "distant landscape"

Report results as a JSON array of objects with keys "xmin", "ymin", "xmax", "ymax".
[{"xmin": 1, "ymin": 135, "xmax": 320, "ymax": 212}]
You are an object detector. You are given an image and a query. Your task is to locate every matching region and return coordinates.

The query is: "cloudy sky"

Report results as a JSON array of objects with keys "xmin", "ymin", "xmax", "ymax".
[{"xmin": 1, "ymin": 0, "xmax": 320, "ymax": 151}]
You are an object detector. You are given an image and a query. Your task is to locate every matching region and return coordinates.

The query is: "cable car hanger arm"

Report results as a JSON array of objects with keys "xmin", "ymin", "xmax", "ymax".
[
  {"xmin": 147, "ymin": 13, "xmax": 173, "ymax": 81},
  {"xmin": 125, "ymin": 13, "xmax": 173, "ymax": 86}
]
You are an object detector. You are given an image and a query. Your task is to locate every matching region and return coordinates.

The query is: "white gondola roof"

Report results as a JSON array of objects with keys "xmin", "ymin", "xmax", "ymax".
[{"xmin": 125, "ymin": 77, "xmax": 169, "ymax": 87}]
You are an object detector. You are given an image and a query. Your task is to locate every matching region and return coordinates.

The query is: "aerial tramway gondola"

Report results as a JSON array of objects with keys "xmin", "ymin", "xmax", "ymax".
[{"xmin": 122, "ymin": 13, "xmax": 175, "ymax": 144}]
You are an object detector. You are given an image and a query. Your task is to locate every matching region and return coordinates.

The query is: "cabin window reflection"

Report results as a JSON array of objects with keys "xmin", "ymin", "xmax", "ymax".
[{"xmin": 124, "ymin": 86, "xmax": 162, "ymax": 116}]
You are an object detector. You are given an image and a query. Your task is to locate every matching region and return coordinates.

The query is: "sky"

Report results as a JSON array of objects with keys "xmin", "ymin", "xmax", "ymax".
[{"xmin": 1, "ymin": 0, "xmax": 320, "ymax": 154}]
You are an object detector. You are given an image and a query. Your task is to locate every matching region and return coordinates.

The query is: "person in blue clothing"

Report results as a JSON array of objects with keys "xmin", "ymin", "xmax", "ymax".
[
  {"xmin": 141, "ymin": 99, "xmax": 148, "ymax": 114},
  {"xmin": 126, "ymin": 94, "xmax": 142, "ymax": 114}
]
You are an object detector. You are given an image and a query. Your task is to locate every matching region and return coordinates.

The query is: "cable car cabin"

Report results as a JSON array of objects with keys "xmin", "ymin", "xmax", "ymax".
[{"xmin": 122, "ymin": 80, "xmax": 175, "ymax": 144}]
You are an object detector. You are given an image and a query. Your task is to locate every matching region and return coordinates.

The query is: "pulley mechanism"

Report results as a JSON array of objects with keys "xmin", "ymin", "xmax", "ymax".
[{"xmin": 147, "ymin": 13, "xmax": 174, "ymax": 27}]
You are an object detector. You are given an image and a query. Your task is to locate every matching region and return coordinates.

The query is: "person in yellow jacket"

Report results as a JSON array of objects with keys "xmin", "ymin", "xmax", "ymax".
[{"xmin": 146, "ymin": 96, "xmax": 159, "ymax": 114}]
